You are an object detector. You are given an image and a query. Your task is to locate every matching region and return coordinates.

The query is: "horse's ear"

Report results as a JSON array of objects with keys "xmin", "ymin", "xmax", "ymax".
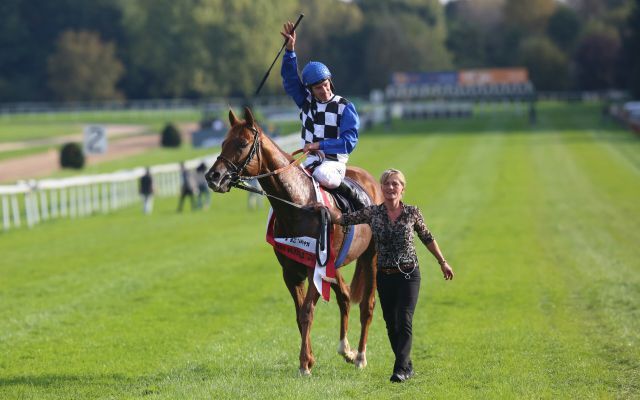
[
  {"xmin": 229, "ymin": 109, "xmax": 239, "ymax": 126},
  {"xmin": 244, "ymin": 106, "xmax": 255, "ymax": 127}
]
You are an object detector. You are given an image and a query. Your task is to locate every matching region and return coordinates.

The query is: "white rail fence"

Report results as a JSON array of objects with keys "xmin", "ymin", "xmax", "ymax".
[{"xmin": 0, "ymin": 134, "xmax": 300, "ymax": 232}]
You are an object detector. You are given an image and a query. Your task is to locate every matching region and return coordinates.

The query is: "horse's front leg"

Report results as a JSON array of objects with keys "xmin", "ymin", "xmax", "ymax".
[{"xmin": 298, "ymin": 270, "xmax": 320, "ymax": 376}]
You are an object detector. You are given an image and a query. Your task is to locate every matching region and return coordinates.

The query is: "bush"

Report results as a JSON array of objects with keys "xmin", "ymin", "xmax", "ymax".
[
  {"xmin": 59, "ymin": 142, "xmax": 85, "ymax": 169},
  {"xmin": 160, "ymin": 123, "xmax": 181, "ymax": 148}
]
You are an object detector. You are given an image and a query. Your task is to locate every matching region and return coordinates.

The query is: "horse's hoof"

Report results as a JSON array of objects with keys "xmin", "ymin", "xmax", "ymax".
[
  {"xmin": 355, "ymin": 353, "xmax": 367, "ymax": 369},
  {"xmin": 299, "ymin": 368, "xmax": 312, "ymax": 377},
  {"xmin": 337, "ymin": 340, "xmax": 356, "ymax": 363},
  {"xmin": 339, "ymin": 349, "xmax": 357, "ymax": 363}
]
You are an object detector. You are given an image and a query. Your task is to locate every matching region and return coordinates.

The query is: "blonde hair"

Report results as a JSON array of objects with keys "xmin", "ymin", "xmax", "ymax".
[{"xmin": 380, "ymin": 168, "xmax": 406, "ymax": 189}]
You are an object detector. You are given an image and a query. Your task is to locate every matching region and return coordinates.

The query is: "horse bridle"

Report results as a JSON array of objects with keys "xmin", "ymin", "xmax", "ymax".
[
  {"xmin": 214, "ymin": 124, "xmax": 312, "ymax": 210},
  {"xmin": 215, "ymin": 124, "xmax": 261, "ymax": 184}
]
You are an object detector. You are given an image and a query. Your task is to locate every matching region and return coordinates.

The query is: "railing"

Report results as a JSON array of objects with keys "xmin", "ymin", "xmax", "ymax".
[{"xmin": 0, "ymin": 134, "xmax": 300, "ymax": 232}]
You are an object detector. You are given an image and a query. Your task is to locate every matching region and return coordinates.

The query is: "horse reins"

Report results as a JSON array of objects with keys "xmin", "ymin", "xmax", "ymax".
[{"xmin": 216, "ymin": 125, "xmax": 311, "ymax": 210}]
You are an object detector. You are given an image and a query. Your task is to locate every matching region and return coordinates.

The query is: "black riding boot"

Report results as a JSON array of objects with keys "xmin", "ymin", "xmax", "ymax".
[{"xmin": 333, "ymin": 181, "xmax": 367, "ymax": 211}]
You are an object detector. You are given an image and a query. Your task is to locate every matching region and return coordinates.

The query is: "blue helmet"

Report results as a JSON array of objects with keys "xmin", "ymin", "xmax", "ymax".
[{"xmin": 302, "ymin": 61, "xmax": 332, "ymax": 87}]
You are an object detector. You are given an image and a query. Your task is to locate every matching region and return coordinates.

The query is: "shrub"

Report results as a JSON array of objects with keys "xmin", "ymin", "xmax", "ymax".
[
  {"xmin": 59, "ymin": 142, "xmax": 85, "ymax": 169},
  {"xmin": 160, "ymin": 123, "xmax": 181, "ymax": 148}
]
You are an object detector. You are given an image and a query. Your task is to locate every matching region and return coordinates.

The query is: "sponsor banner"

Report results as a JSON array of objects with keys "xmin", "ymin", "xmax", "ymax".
[
  {"xmin": 265, "ymin": 209, "xmax": 316, "ymax": 268},
  {"xmin": 391, "ymin": 71, "xmax": 458, "ymax": 86},
  {"xmin": 458, "ymin": 68, "xmax": 529, "ymax": 86}
]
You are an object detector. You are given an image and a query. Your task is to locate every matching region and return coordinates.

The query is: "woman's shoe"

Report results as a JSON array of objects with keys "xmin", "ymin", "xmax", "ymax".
[{"xmin": 404, "ymin": 368, "xmax": 415, "ymax": 380}]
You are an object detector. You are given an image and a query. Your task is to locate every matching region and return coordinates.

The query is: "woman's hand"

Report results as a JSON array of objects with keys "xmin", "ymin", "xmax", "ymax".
[
  {"xmin": 440, "ymin": 261, "xmax": 454, "ymax": 280},
  {"xmin": 280, "ymin": 21, "xmax": 296, "ymax": 51},
  {"xmin": 306, "ymin": 202, "xmax": 341, "ymax": 224}
]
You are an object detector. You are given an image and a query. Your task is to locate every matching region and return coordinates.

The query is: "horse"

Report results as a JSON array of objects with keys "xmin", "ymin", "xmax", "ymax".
[{"xmin": 205, "ymin": 107, "xmax": 382, "ymax": 376}]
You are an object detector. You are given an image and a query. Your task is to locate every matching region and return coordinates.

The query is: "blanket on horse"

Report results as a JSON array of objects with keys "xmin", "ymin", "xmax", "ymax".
[{"xmin": 265, "ymin": 179, "xmax": 355, "ymax": 301}]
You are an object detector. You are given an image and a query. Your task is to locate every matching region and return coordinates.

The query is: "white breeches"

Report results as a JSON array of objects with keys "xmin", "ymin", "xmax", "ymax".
[{"xmin": 303, "ymin": 155, "xmax": 346, "ymax": 189}]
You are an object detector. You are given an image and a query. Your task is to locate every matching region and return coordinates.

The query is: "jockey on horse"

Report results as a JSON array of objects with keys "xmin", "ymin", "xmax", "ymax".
[{"xmin": 280, "ymin": 21, "xmax": 368, "ymax": 210}]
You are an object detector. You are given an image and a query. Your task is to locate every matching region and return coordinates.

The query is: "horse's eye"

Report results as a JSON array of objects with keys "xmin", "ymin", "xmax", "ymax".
[{"xmin": 238, "ymin": 140, "xmax": 249, "ymax": 149}]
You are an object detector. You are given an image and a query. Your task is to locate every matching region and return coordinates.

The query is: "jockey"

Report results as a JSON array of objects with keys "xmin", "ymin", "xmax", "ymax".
[{"xmin": 280, "ymin": 20, "xmax": 366, "ymax": 210}]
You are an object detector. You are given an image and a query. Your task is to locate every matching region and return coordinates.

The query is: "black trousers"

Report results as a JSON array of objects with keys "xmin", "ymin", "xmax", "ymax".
[{"xmin": 377, "ymin": 267, "xmax": 421, "ymax": 374}]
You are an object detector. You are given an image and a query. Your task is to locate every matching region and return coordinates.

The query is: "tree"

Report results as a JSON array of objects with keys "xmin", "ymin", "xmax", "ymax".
[
  {"xmin": 547, "ymin": 6, "xmax": 582, "ymax": 52},
  {"xmin": 355, "ymin": 0, "xmax": 452, "ymax": 92},
  {"xmin": 292, "ymin": 0, "xmax": 364, "ymax": 94},
  {"xmin": 620, "ymin": 0, "xmax": 640, "ymax": 97},
  {"xmin": 118, "ymin": 0, "xmax": 214, "ymax": 98},
  {"xmin": 0, "ymin": 0, "xmax": 33, "ymax": 101},
  {"xmin": 445, "ymin": 0, "xmax": 506, "ymax": 68},
  {"xmin": 503, "ymin": 0, "xmax": 557, "ymax": 35},
  {"xmin": 47, "ymin": 30, "xmax": 124, "ymax": 101},
  {"xmin": 573, "ymin": 23, "xmax": 621, "ymax": 89},
  {"xmin": 119, "ymin": 0, "xmax": 300, "ymax": 98},
  {"xmin": 0, "ymin": 0, "xmax": 125, "ymax": 101},
  {"xmin": 518, "ymin": 36, "xmax": 570, "ymax": 90}
]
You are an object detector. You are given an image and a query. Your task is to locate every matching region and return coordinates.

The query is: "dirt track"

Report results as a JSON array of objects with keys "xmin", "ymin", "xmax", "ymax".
[{"xmin": 0, "ymin": 124, "xmax": 197, "ymax": 183}]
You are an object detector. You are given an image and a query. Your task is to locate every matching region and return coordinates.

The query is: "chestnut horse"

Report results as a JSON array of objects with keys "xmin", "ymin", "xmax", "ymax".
[{"xmin": 206, "ymin": 107, "xmax": 382, "ymax": 376}]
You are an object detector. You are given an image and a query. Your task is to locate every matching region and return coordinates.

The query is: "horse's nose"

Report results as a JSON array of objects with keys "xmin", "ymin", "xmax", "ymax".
[
  {"xmin": 206, "ymin": 170, "xmax": 219, "ymax": 185},
  {"xmin": 206, "ymin": 170, "xmax": 224, "ymax": 191}
]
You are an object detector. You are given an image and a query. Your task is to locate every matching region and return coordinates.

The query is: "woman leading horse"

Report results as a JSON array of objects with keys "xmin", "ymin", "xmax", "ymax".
[{"xmin": 205, "ymin": 107, "xmax": 382, "ymax": 376}]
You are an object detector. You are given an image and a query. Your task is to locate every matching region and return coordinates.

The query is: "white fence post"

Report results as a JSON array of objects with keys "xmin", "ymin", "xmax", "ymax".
[
  {"xmin": 60, "ymin": 188, "xmax": 68, "ymax": 217},
  {"xmin": 111, "ymin": 182, "xmax": 118, "ymax": 210},
  {"xmin": 2, "ymin": 196, "xmax": 9, "ymax": 231},
  {"xmin": 50, "ymin": 189, "xmax": 59, "ymax": 218},
  {"xmin": 92, "ymin": 184, "xmax": 100, "ymax": 213},
  {"xmin": 25, "ymin": 191, "xmax": 34, "ymax": 228},
  {"xmin": 69, "ymin": 187, "xmax": 77, "ymax": 218},
  {"xmin": 40, "ymin": 190, "xmax": 49, "ymax": 221},
  {"xmin": 11, "ymin": 195, "xmax": 20, "ymax": 227},
  {"xmin": 101, "ymin": 183, "xmax": 109, "ymax": 214}
]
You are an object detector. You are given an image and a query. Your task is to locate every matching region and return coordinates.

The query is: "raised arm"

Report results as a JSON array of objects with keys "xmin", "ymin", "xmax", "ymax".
[{"xmin": 280, "ymin": 21, "xmax": 306, "ymax": 107}]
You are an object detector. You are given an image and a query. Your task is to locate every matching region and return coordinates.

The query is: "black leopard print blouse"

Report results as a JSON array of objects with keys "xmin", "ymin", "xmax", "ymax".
[{"xmin": 340, "ymin": 203, "xmax": 434, "ymax": 271}]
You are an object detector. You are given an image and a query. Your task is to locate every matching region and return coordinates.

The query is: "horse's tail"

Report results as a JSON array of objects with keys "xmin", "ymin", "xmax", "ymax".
[{"xmin": 349, "ymin": 243, "xmax": 376, "ymax": 304}]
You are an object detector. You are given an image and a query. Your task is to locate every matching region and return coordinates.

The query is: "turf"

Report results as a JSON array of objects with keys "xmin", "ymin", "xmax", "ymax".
[{"xmin": 1, "ymin": 102, "xmax": 638, "ymax": 399}]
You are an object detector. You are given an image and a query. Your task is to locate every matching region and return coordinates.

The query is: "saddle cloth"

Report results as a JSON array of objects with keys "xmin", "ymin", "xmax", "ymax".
[
  {"xmin": 265, "ymin": 175, "xmax": 362, "ymax": 301},
  {"xmin": 266, "ymin": 178, "xmax": 336, "ymax": 301}
]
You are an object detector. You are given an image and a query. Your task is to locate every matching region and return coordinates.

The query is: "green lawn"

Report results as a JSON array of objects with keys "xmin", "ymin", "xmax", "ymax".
[{"xmin": 1, "ymin": 103, "xmax": 638, "ymax": 399}]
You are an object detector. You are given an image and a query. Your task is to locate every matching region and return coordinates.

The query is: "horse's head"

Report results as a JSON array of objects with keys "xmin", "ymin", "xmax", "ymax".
[{"xmin": 205, "ymin": 107, "xmax": 262, "ymax": 193}]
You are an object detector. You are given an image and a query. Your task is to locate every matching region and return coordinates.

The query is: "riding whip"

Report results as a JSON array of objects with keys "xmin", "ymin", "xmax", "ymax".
[{"xmin": 255, "ymin": 13, "xmax": 304, "ymax": 96}]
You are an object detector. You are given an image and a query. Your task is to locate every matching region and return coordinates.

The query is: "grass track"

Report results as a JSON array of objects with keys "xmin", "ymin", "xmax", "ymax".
[{"xmin": 1, "ymin": 103, "xmax": 638, "ymax": 399}]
